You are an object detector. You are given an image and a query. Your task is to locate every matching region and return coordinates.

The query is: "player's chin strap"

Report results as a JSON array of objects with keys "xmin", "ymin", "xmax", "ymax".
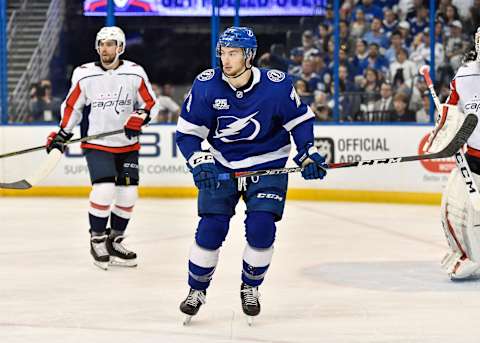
[{"xmin": 222, "ymin": 65, "xmax": 252, "ymax": 79}]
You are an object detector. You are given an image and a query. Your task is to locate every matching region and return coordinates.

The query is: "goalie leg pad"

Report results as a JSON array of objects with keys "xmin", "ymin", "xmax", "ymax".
[
  {"xmin": 441, "ymin": 169, "xmax": 480, "ymax": 278},
  {"xmin": 425, "ymin": 104, "xmax": 464, "ymax": 154}
]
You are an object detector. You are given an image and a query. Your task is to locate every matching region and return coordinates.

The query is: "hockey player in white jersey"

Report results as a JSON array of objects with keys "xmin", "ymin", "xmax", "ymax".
[
  {"xmin": 46, "ymin": 26, "xmax": 156, "ymax": 270},
  {"xmin": 427, "ymin": 28, "xmax": 480, "ymax": 280}
]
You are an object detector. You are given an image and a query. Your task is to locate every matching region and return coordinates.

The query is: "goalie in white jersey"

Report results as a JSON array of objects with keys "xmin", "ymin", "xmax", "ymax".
[
  {"xmin": 46, "ymin": 26, "xmax": 156, "ymax": 270},
  {"xmin": 427, "ymin": 28, "xmax": 480, "ymax": 280}
]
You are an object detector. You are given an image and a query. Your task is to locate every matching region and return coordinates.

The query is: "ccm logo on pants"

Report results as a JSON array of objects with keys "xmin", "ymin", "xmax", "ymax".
[{"xmin": 257, "ymin": 193, "xmax": 283, "ymax": 201}]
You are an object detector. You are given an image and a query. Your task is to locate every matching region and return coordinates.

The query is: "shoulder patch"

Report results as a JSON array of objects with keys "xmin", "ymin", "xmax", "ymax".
[
  {"xmin": 267, "ymin": 69, "xmax": 286, "ymax": 82},
  {"xmin": 197, "ymin": 69, "xmax": 215, "ymax": 81}
]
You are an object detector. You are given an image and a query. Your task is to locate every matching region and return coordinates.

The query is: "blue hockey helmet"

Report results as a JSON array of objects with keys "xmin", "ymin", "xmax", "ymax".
[{"xmin": 216, "ymin": 26, "xmax": 257, "ymax": 62}]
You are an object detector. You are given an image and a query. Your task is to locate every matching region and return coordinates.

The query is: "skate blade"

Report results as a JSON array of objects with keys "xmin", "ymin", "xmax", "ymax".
[
  {"xmin": 246, "ymin": 316, "xmax": 254, "ymax": 326},
  {"xmin": 93, "ymin": 260, "xmax": 109, "ymax": 270},
  {"xmin": 109, "ymin": 257, "xmax": 137, "ymax": 268},
  {"xmin": 183, "ymin": 315, "xmax": 193, "ymax": 326}
]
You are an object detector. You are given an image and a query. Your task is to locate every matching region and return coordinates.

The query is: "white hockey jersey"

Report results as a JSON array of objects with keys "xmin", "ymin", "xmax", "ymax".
[
  {"xmin": 447, "ymin": 61, "xmax": 480, "ymax": 154},
  {"xmin": 60, "ymin": 60, "xmax": 156, "ymax": 153}
]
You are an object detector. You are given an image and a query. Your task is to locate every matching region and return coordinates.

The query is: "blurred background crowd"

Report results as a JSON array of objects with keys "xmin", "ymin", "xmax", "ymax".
[{"xmin": 17, "ymin": 0, "xmax": 480, "ymax": 124}]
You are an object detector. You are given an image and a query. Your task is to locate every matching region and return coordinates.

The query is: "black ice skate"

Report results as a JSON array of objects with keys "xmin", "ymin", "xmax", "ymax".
[
  {"xmin": 106, "ymin": 235, "xmax": 138, "ymax": 267},
  {"xmin": 90, "ymin": 235, "xmax": 109, "ymax": 270},
  {"xmin": 179, "ymin": 288, "xmax": 206, "ymax": 325},
  {"xmin": 240, "ymin": 283, "xmax": 261, "ymax": 325}
]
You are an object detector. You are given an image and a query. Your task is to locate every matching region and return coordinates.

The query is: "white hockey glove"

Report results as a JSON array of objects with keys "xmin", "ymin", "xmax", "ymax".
[{"xmin": 424, "ymin": 104, "xmax": 465, "ymax": 154}]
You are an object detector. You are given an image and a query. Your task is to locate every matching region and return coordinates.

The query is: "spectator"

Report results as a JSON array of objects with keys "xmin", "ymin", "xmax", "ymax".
[
  {"xmin": 28, "ymin": 79, "xmax": 62, "ymax": 122},
  {"xmin": 384, "ymin": 30, "xmax": 407, "ymax": 64},
  {"xmin": 371, "ymin": 81, "xmax": 395, "ymax": 121},
  {"xmin": 389, "ymin": 47, "xmax": 417, "ymax": 88},
  {"xmin": 410, "ymin": 29, "xmax": 445, "ymax": 71},
  {"xmin": 383, "ymin": 8, "xmax": 399, "ymax": 37},
  {"xmin": 350, "ymin": 39, "xmax": 369, "ymax": 77},
  {"xmin": 288, "ymin": 49, "xmax": 303, "ymax": 77},
  {"xmin": 465, "ymin": 0, "xmax": 480, "ymax": 36},
  {"xmin": 310, "ymin": 91, "xmax": 332, "ymax": 122},
  {"xmin": 294, "ymin": 79, "xmax": 314, "ymax": 105},
  {"xmin": 351, "ymin": 9, "xmax": 369, "ymax": 39},
  {"xmin": 365, "ymin": 43, "xmax": 389, "ymax": 75},
  {"xmin": 257, "ymin": 44, "xmax": 289, "ymax": 71},
  {"xmin": 298, "ymin": 58, "xmax": 321, "ymax": 93},
  {"xmin": 408, "ymin": 6, "xmax": 429, "ymax": 37},
  {"xmin": 353, "ymin": 0, "xmax": 384, "ymax": 22},
  {"xmin": 363, "ymin": 18, "xmax": 390, "ymax": 49},
  {"xmin": 397, "ymin": 20, "xmax": 413, "ymax": 46},
  {"xmin": 409, "ymin": 77, "xmax": 428, "ymax": 112},
  {"xmin": 339, "ymin": 20, "xmax": 355, "ymax": 54},
  {"xmin": 314, "ymin": 23, "xmax": 331, "ymax": 54},
  {"xmin": 415, "ymin": 90, "xmax": 432, "ymax": 123},
  {"xmin": 445, "ymin": 20, "xmax": 467, "ymax": 70},
  {"xmin": 359, "ymin": 67, "xmax": 381, "ymax": 116},
  {"xmin": 439, "ymin": 4, "xmax": 460, "ymax": 36},
  {"xmin": 152, "ymin": 83, "xmax": 180, "ymax": 123},
  {"xmin": 298, "ymin": 30, "xmax": 320, "ymax": 57},
  {"xmin": 391, "ymin": 92, "xmax": 416, "ymax": 122}
]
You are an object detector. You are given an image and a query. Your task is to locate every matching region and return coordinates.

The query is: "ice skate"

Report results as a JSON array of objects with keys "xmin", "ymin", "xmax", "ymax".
[
  {"xmin": 240, "ymin": 283, "xmax": 260, "ymax": 326},
  {"xmin": 179, "ymin": 288, "xmax": 206, "ymax": 325},
  {"xmin": 106, "ymin": 235, "xmax": 138, "ymax": 267},
  {"xmin": 90, "ymin": 234, "xmax": 109, "ymax": 270}
]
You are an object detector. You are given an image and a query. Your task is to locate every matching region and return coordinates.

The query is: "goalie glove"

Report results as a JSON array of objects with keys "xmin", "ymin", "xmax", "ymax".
[
  {"xmin": 293, "ymin": 143, "xmax": 327, "ymax": 180},
  {"xmin": 424, "ymin": 104, "xmax": 465, "ymax": 154}
]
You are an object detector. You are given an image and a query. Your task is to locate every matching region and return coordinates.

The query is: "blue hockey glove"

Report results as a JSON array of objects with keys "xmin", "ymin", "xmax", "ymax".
[
  {"xmin": 293, "ymin": 143, "xmax": 327, "ymax": 180},
  {"xmin": 188, "ymin": 151, "xmax": 219, "ymax": 191}
]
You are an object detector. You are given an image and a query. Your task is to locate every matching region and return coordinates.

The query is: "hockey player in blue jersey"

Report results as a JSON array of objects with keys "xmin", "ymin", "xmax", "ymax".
[{"xmin": 176, "ymin": 26, "xmax": 327, "ymax": 324}]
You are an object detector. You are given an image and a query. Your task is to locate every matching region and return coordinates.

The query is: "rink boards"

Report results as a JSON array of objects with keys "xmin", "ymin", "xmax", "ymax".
[{"xmin": 0, "ymin": 124, "xmax": 449, "ymax": 203}]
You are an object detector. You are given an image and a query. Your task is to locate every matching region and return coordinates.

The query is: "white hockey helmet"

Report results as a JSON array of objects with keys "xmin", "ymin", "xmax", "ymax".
[
  {"xmin": 95, "ymin": 26, "xmax": 126, "ymax": 55},
  {"xmin": 476, "ymin": 27, "xmax": 480, "ymax": 61}
]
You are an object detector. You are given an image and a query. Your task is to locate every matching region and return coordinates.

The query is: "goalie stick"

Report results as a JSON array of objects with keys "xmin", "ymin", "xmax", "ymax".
[
  {"xmin": 419, "ymin": 65, "xmax": 480, "ymax": 211},
  {"xmin": 218, "ymin": 113, "xmax": 477, "ymax": 180},
  {"xmin": 0, "ymin": 129, "xmax": 124, "ymax": 190}
]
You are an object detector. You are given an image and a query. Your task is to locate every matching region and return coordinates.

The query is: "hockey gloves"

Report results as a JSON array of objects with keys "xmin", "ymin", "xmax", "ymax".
[
  {"xmin": 124, "ymin": 109, "xmax": 151, "ymax": 139},
  {"xmin": 46, "ymin": 128, "xmax": 73, "ymax": 153},
  {"xmin": 188, "ymin": 151, "xmax": 219, "ymax": 191},
  {"xmin": 294, "ymin": 143, "xmax": 327, "ymax": 180}
]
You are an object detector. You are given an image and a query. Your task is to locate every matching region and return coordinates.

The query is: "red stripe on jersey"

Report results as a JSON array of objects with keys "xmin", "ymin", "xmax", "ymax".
[
  {"xmin": 131, "ymin": 0, "xmax": 152, "ymax": 11},
  {"xmin": 138, "ymin": 79, "xmax": 155, "ymax": 111},
  {"xmin": 81, "ymin": 142, "xmax": 140, "ymax": 153},
  {"xmin": 115, "ymin": 204, "xmax": 134, "ymax": 212},
  {"xmin": 61, "ymin": 83, "xmax": 82, "ymax": 129},
  {"xmin": 446, "ymin": 80, "xmax": 459, "ymax": 105},
  {"xmin": 90, "ymin": 1, "xmax": 107, "ymax": 10},
  {"xmin": 467, "ymin": 146, "xmax": 480, "ymax": 158},
  {"xmin": 90, "ymin": 202, "xmax": 110, "ymax": 211}
]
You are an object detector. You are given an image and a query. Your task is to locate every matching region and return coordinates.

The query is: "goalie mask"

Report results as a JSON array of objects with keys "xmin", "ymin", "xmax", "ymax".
[{"xmin": 95, "ymin": 26, "xmax": 126, "ymax": 66}]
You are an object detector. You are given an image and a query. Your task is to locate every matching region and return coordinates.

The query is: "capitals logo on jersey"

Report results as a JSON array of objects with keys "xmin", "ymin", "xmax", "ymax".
[{"xmin": 213, "ymin": 111, "xmax": 260, "ymax": 143}]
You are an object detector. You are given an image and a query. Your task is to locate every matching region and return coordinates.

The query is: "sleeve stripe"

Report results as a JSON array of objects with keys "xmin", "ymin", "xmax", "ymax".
[
  {"xmin": 139, "ymin": 79, "xmax": 155, "ymax": 111},
  {"xmin": 283, "ymin": 106, "xmax": 315, "ymax": 131},
  {"xmin": 61, "ymin": 82, "xmax": 82, "ymax": 129},
  {"xmin": 446, "ymin": 79, "xmax": 459, "ymax": 105},
  {"xmin": 176, "ymin": 117, "xmax": 209, "ymax": 139}
]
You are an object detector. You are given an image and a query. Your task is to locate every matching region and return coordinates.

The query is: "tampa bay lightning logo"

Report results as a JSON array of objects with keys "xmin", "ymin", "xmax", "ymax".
[
  {"xmin": 197, "ymin": 69, "xmax": 215, "ymax": 81},
  {"xmin": 213, "ymin": 112, "xmax": 260, "ymax": 143}
]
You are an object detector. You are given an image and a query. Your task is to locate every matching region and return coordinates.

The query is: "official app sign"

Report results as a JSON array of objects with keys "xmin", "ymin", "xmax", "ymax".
[{"xmin": 84, "ymin": 0, "xmax": 327, "ymax": 16}]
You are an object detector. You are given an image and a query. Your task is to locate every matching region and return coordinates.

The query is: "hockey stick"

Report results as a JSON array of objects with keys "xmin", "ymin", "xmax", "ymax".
[
  {"xmin": 218, "ymin": 113, "xmax": 477, "ymax": 180},
  {"xmin": 0, "ymin": 129, "xmax": 124, "ymax": 190},
  {"xmin": 419, "ymin": 65, "xmax": 480, "ymax": 211},
  {"xmin": 0, "ymin": 128, "xmax": 124, "ymax": 159}
]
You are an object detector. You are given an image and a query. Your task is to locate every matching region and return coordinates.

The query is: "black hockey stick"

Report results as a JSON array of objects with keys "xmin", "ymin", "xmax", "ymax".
[
  {"xmin": 218, "ymin": 113, "xmax": 477, "ymax": 180},
  {"xmin": 0, "ymin": 129, "xmax": 124, "ymax": 190},
  {"xmin": 0, "ymin": 129, "xmax": 124, "ymax": 159}
]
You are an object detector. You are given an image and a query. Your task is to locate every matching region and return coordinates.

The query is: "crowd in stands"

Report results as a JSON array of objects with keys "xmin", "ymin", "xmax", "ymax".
[
  {"xmin": 25, "ymin": 0, "xmax": 480, "ymax": 124},
  {"xmin": 258, "ymin": 0, "xmax": 480, "ymax": 122}
]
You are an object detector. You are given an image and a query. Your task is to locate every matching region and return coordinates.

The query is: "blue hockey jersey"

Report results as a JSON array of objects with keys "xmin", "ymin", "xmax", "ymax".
[{"xmin": 176, "ymin": 67, "xmax": 315, "ymax": 172}]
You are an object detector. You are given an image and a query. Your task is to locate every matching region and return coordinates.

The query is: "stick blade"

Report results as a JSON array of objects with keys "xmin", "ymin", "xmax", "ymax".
[{"xmin": 0, "ymin": 180, "xmax": 32, "ymax": 189}]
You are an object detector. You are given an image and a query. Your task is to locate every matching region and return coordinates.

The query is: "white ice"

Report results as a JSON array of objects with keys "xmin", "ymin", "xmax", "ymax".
[{"xmin": 1, "ymin": 198, "xmax": 480, "ymax": 343}]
